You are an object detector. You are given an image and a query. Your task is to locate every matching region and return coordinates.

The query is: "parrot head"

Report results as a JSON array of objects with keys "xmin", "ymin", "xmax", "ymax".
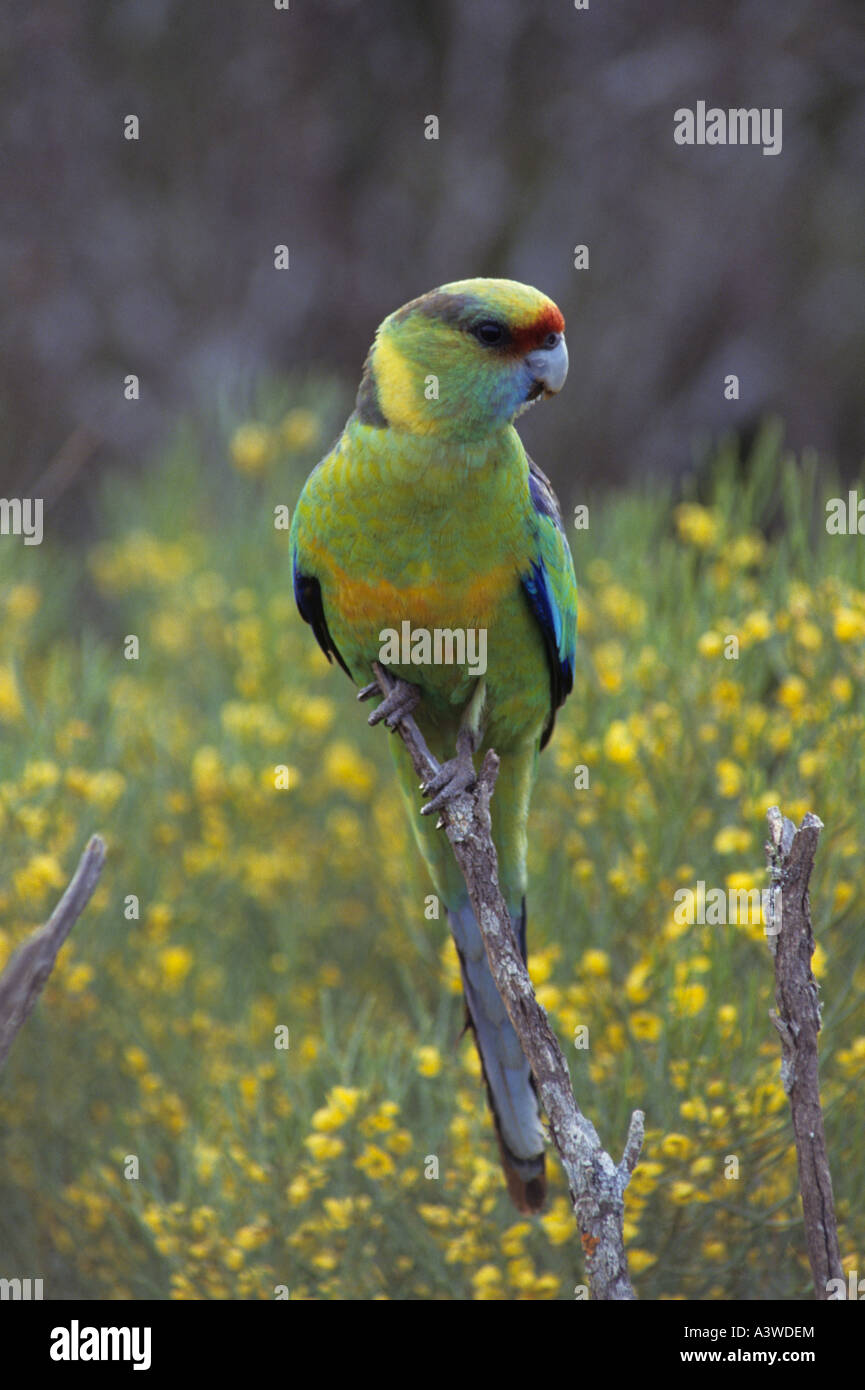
[{"xmin": 356, "ymin": 277, "xmax": 567, "ymax": 442}]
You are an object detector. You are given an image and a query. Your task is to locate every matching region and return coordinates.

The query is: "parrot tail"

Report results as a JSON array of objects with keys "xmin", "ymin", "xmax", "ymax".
[{"xmin": 448, "ymin": 899, "xmax": 546, "ymax": 1214}]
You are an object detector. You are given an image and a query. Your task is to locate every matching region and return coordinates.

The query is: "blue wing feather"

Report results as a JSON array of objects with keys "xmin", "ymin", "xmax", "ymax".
[{"xmin": 521, "ymin": 457, "xmax": 577, "ymax": 748}]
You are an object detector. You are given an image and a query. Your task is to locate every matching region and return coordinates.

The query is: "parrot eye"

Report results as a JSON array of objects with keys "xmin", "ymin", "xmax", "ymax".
[
  {"xmin": 473, "ymin": 320, "xmax": 506, "ymax": 346},
  {"xmin": 543, "ymin": 332, "xmax": 560, "ymax": 348}
]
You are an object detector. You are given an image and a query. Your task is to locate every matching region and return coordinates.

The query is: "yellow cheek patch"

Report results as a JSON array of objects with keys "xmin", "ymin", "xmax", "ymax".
[{"xmin": 373, "ymin": 335, "xmax": 429, "ymax": 434}]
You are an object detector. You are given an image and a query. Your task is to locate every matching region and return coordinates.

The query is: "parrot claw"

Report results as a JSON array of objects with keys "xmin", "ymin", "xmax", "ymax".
[
  {"xmin": 420, "ymin": 730, "xmax": 478, "ymax": 816},
  {"xmin": 365, "ymin": 676, "xmax": 422, "ymax": 730}
]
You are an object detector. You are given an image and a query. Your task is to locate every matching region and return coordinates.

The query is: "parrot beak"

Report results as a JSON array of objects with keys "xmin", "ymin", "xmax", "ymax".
[{"xmin": 523, "ymin": 334, "xmax": 569, "ymax": 399}]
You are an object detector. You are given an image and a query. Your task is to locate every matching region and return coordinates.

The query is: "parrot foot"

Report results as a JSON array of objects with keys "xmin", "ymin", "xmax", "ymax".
[
  {"xmin": 420, "ymin": 728, "xmax": 477, "ymax": 817},
  {"xmin": 359, "ymin": 673, "xmax": 422, "ymax": 730}
]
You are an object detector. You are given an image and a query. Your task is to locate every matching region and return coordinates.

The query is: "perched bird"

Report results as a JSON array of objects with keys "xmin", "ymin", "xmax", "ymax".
[{"xmin": 290, "ymin": 279, "xmax": 577, "ymax": 1212}]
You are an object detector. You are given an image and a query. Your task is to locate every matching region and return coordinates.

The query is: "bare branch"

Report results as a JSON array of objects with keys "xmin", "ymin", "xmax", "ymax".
[
  {"xmin": 0, "ymin": 835, "xmax": 106, "ymax": 1072},
  {"xmin": 366, "ymin": 664, "xmax": 643, "ymax": 1299},
  {"xmin": 619, "ymin": 1109, "xmax": 646, "ymax": 1182},
  {"xmin": 764, "ymin": 807, "xmax": 843, "ymax": 1299}
]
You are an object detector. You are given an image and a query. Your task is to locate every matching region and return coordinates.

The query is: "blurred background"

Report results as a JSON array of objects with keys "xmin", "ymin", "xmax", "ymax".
[
  {"xmin": 3, "ymin": 0, "xmax": 865, "ymax": 528},
  {"xmin": 3, "ymin": 2, "xmax": 865, "ymax": 1301}
]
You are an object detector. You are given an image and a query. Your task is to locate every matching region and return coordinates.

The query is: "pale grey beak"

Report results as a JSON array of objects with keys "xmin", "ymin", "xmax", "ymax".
[{"xmin": 524, "ymin": 334, "xmax": 568, "ymax": 396}]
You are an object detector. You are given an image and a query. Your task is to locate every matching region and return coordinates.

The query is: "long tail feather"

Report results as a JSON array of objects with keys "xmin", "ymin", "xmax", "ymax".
[{"xmin": 448, "ymin": 899, "xmax": 546, "ymax": 1212}]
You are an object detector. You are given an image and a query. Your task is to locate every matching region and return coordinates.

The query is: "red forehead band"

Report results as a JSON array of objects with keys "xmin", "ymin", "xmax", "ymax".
[{"xmin": 509, "ymin": 304, "xmax": 565, "ymax": 352}]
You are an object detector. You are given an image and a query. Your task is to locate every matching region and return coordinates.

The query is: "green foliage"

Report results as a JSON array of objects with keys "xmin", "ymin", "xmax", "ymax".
[{"xmin": 0, "ymin": 401, "xmax": 863, "ymax": 1300}]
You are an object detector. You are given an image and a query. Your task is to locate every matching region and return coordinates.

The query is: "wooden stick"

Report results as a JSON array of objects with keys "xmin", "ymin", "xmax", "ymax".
[
  {"xmin": 0, "ymin": 835, "xmax": 106, "ymax": 1071},
  {"xmin": 765, "ymin": 807, "xmax": 843, "ymax": 1299},
  {"xmin": 366, "ymin": 664, "xmax": 643, "ymax": 1299}
]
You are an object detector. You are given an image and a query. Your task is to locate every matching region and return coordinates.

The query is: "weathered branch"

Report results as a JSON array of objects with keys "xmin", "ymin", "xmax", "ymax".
[
  {"xmin": 764, "ymin": 807, "xmax": 842, "ymax": 1299},
  {"xmin": 0, "ymin": 835, "xmax": 106, "ymax": 1072},
  {"xmin": 366, "ymin": 663, "xmax": 643, "ymax": 1299}
]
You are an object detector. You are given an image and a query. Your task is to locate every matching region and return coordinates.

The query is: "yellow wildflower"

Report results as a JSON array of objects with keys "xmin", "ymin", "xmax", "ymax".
[
  {"xmin": 680, "ymin": 1097, "xmax": 708, "ymax": 1123},
  {"xmin": 630, "ymin": 1012, "xmax": 663, "ymax": 1042},
  {"xmin": 660, "ymin": 1133, "xmax": 692, "ymax": 1160},
  {"xmin": 603, "ymin": 719, "xmax": 637, "ymax": 765},
  {"xmin": 834, "ymin": 606, "xmax": 865, "ymax": 642},
  {"xmin": 415, "ymin": 1046, "xmax": 442, "ymax": 1078},
  {"xmin": 581, "ymin": 948, "xmax": 610, "ymax": 978},
  {"xmin": 355, "ymin": 1145, "xmax": 395, "ymax": 1180},
  {"xmin": 280, "ymin": 408, "xmax": 321, "ymax": 451},
  {"xmin": 159, "ymin": 947, "xmax": 194, "ymax": 989},
  {"xmin": 386, "ymin": 1129, "xmax": 412, "ymax": 1156},
  {"xmin": 670, "ymin": 1181, "xmax": 698, "ymax": 1205},
  {"xmin": 14, "ymin": 853, "xmax": 66, "ymax": 903},
  {"xmin": 675, "ymin": 503, "xmax": 720, "ymax": 548},
  {"xmin": 65, "ymin": 963, "xmax": 94, "ymax": 994},
  {"xmin": 472, "ymin": 1264, "xmax": 504, "ymax": 1295},
  {"xmin": 672, "ymin": 983, "xmax": 707, "ymax": 1016},
  {"xmin": 630, "ymin": 1162, "xmax": 664, "ymax": 1197},
  {"xmin": 830, "ymin": 674, "xmax": 853, "ymax": 703},
  {"xmin": 742, "ymin": 610, "xmax": 772, "ymax": 643},
  {"xmin": 795, "ymin": 620, "xmax": 822, "ymax": 650},
  {"xmin": 230, "ymin": 423, "xmax": 272, "ymax": 476},
  {"xmin": 716, "ymin": 760, "xmax": 743, "ymax": 798},
  {"xmin": 5, "ymin": 584, "xmax": 41, "ymax": 620},
  {"xmin": 0, "ymin": 665, "xmax": 24, "ymax": 722},
  {"xmin": 287, "ymin": 1175, "xmax": 312, "ymax": 1206},
  {"xmin": 697, "ymin": 631, "xmax": 723, "ymax": 658},
  {"xmin": 777, "ymin": 675, "xmax": 807, "ymax": 710},
  {"xmin": 324, "ymin": 742, "xmax": 375, "ymax": 799},
  {"xmin": 540, "ymin": 1198, "xmax": 574, "ymax": 1246},
  {"xmin": 418, "ymin": 1205, "xmax": 452, "ymax": 1228},
  {"xmin": 20, "ymin": 760, "xmax": 60, "ymax": 792},
  {"xmin": 298, "ymin": 695, "xmax": 336, "ymax": 733},
  {"xmin": 713, "ymin": 825, "xmax": 752, "ymax": 853},
  {"xmin": 728, "ymin": 532, "xmax": 765, "ymax": 568},
  {"xmin": 323, "ymin": 1197, "xmax": 355, "ymax": 1230},
  {"xmin": 625, "ymin": 959, "xmax": 652, "ymax": 1004}
]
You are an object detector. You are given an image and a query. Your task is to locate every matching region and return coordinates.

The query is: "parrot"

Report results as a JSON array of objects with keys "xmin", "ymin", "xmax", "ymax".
[{"xmin": 290, "ymin": 278, "xmax": 577, "ymax": 1213}]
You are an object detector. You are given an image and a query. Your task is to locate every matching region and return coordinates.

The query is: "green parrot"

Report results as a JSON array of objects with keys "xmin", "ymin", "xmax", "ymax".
[{"xmin": 290, "ymin": 278, "xmax": 577, "ymax": 1212}]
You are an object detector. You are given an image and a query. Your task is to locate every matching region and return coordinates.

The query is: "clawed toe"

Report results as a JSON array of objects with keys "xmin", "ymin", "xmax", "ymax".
[
  {"xmin": 362, "ymin": 676, "xmax": 422, "ymax": 730},
  {"xmin": 421, "ymin": 735, "xmax": 478, "ymax": 816},
  {"xmin": 360, "ymin": 667, "xmax": 481, "ymax": 819}
]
